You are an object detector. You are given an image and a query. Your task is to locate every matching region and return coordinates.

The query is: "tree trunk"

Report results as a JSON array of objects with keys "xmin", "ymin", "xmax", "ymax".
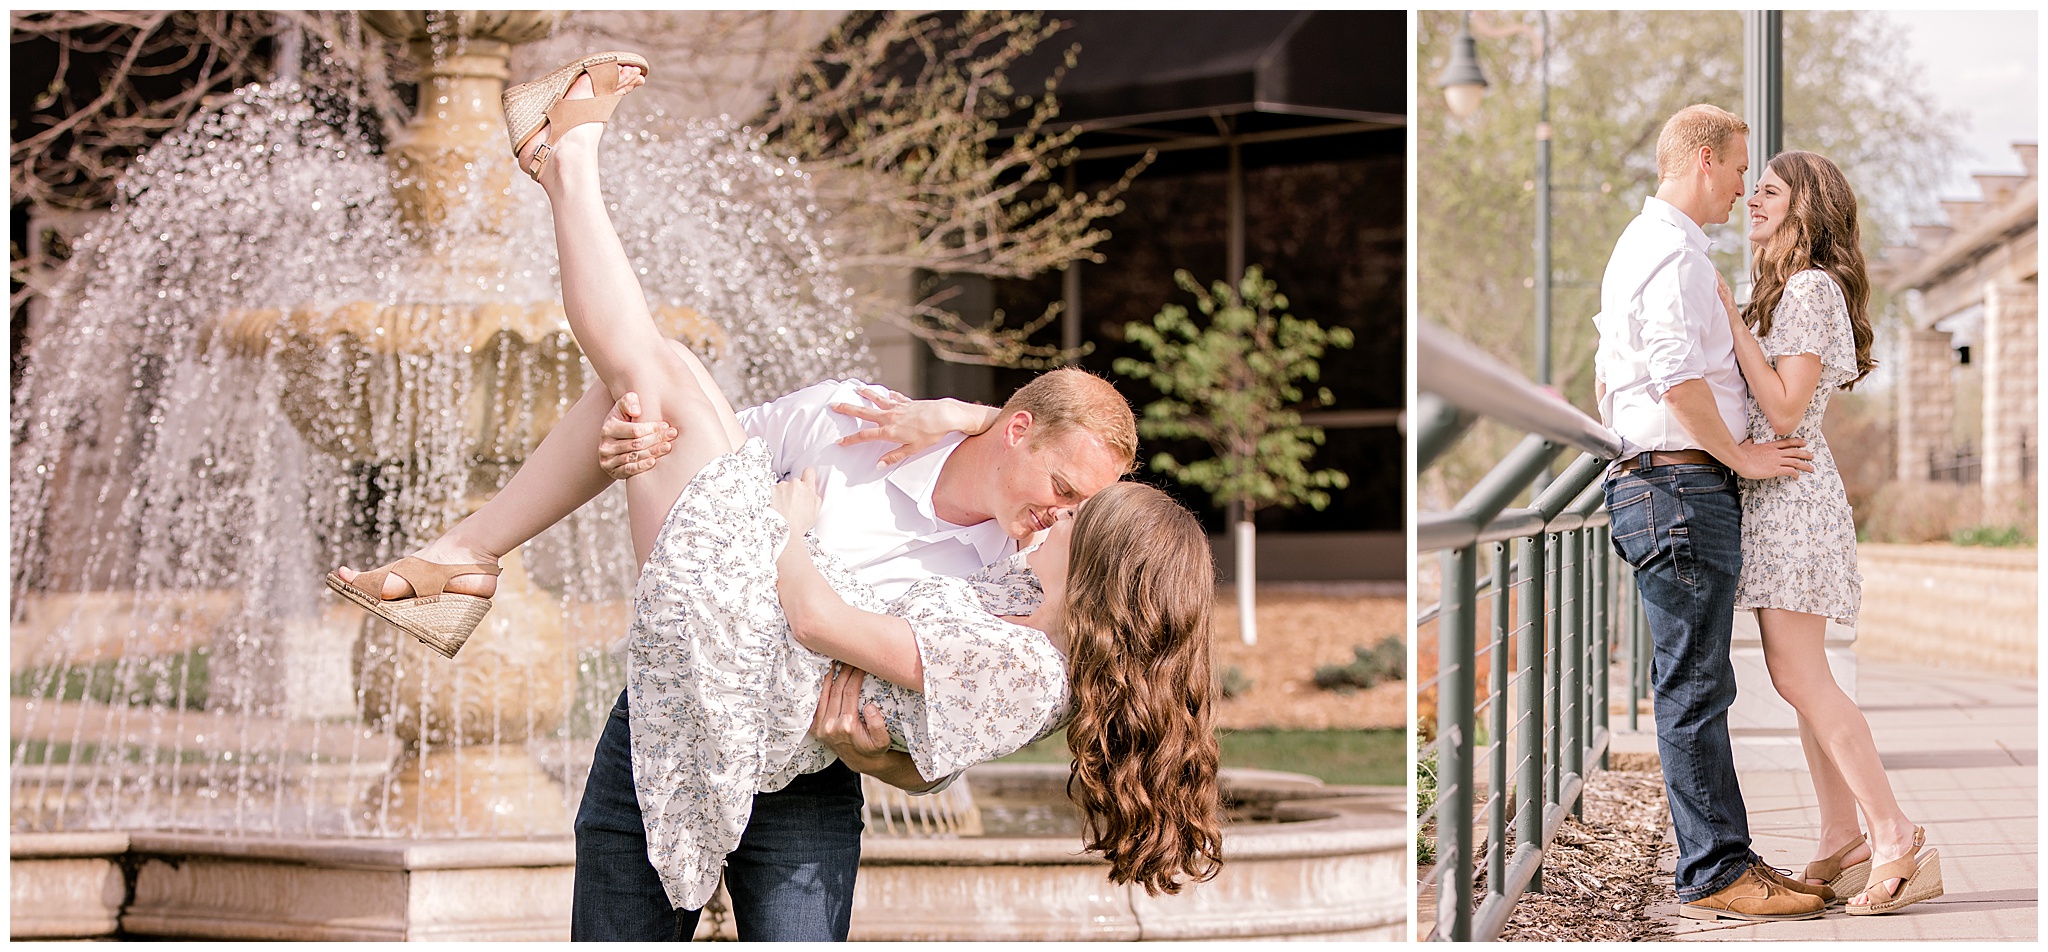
[{"xmin": 1236, "ymin": 516, "xmax": 1257, "ymax": 645}]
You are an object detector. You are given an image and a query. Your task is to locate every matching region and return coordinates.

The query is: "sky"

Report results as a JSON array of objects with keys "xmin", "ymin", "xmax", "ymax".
[{"xmin": 1876, "ymin": 10, "xmax": 2038, "ymax": 201}]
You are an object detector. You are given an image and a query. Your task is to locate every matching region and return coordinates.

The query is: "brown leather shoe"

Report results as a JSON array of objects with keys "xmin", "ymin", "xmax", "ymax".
[
  {"xmin": 1756, "ymin": 862, "xmax": 1835, "ymax": 904},
  {"xmin": 1679, "ymin": 864, "xmax": 1827, "ymax": 921}
]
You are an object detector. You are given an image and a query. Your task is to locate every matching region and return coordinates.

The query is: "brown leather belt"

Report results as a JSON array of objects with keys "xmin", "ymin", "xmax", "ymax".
[{"xmin": 1613, "ymin": 449, "xmax": 1725, "ymax": 473}]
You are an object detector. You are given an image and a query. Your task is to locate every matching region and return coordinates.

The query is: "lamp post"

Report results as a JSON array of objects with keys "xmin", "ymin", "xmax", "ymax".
[
  {"xmin": 1741, "ymin": 11, "xmax": 1783, "ymax": 303},
  {"xmin": 1438, "ymin": 11, "xmax": 1552, "ymax": 389}
]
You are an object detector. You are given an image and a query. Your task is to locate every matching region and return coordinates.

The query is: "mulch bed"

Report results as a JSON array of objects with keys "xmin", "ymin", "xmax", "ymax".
[
  {"xmin": 1489, "ymin": 765, "xmax": 1677, "ymax": 941},
  {"xmin": 1209, "ymin": 587, "xmax": 1405, "ymax": 731}
]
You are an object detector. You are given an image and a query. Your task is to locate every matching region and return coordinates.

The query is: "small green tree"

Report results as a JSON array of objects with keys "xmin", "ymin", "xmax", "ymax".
[{"xmin": 1112, "ymin": 267, "xmax": 1354, "ymax": 644}]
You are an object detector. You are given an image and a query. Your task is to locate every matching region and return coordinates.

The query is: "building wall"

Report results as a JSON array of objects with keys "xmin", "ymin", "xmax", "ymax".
[
  {"xmin": 1982, "ymin": 278, "xmax": 2038, "ymax": 494},
  {"xmin": 1895, "ymin": 325, "xmax": 1955, "ymax": 482}
]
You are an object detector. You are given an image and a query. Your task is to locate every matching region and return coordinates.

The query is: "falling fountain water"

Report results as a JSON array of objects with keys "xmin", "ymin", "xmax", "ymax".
[{"xmin": 9, "ymin": 13, "xmax": 871, "ymax": 838}]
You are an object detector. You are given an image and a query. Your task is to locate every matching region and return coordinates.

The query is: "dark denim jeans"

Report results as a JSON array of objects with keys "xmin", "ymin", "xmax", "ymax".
[
  {"xmin": 571, "ymin": 689, "xmax": 864, "ymax": 941},
  {"xmin": 1605, "ymin": 459, "xmax": 1755, "ymax": 901}
]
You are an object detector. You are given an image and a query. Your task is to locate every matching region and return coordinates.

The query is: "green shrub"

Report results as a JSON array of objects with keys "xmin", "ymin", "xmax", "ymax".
[
  {"xmin": 1314, "ymin": 635, "xmax": 1406, "ymax": 693},
  {"xmin": 1951, "ymin": 523, "xmax": 2034, "ymax": 548},
  {"xmin": 1219, "ymin": 665, "xmax": 1254, "ymax": 699},
  {"xmin": 1415, "ymin": 747, "xmax": 1439, "ymax": 866},
  {"xmin": 10, "ymin": 648, "xmax": 209, "ymax": 711}
]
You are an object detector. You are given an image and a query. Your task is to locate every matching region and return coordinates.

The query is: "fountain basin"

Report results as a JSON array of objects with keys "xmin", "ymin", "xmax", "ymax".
[
  {"xmin": 9, "ymin": 764, "xmax": 1404, "ymax": 941},
  {"xmin": 9, "ymin": 832, "xmax": 128, "ymax": 939}
]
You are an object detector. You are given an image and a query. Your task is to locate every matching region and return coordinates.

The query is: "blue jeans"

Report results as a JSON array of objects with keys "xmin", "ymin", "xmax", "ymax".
[
  {"xmin": 571, "ymin": 690, "xmax": 864, "ymax": 941},
  {"xmin": 1606, "ymin": 459, "xmax": 1755, "ymax": 901}
]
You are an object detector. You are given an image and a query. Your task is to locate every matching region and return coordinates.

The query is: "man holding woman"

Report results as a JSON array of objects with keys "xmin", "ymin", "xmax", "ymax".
[{"xmin": 328, "ymin": 51, "xmax": 1224, "ymax": 941}]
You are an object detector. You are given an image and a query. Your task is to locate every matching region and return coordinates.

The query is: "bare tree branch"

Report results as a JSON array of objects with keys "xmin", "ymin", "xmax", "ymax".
[
  {"xmin": 10, "ymin": 11, "xmax": 409, "ymax": 313},
  {"xmin": 755, "ymin": 11, "xmax": 1153, "ymax": 367}
]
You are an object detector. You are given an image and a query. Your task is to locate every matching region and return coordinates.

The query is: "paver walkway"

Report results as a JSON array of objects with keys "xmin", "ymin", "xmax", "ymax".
[{"xmin": 1643, "ymin": 661, "xmax": 2038, "ymax": 941}]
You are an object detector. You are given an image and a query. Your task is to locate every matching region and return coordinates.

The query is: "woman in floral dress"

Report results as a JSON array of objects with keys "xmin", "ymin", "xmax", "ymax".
[{"xmin": 1718, "ymin": 150, "xmax": 1937, "ymax": 916}]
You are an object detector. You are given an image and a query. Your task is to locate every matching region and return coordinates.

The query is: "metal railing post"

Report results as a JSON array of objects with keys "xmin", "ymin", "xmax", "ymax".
[
  {"xmin": 1514, "ymin": 532, "xmax": 1545, "ymax": 895},
  {"xmin": 1486, "ymin": 542, "xmax": 1511, "ymax": 899},
  {"xmin": 1627, "ymin": 558, "xmax": 1643, "ymax": 730},
  {"xmin": 1594, "ymin": 527, "xmax": 1611, "ymax": 770},
  {"xmin": 1560, "ymin": 527, "xmax": 1583, "ymax": 818},
  {"xmin": 1544, "ymin": 533, "xmax": 1562, "ymax": 814},
  {"xmin": 1437, "ymin": 545, "xmax": 1478, "ymax": 942},
  {"xmin": 1637, "ymin": 594, "xmax": 1652, "ymax": 718},
  {"xmin": 1578, "ymin": 528, "xmax": 1596, "ymax": 793}
]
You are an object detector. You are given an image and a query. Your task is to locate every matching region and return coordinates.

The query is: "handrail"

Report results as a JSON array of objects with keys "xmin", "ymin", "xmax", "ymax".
[
  {"xmin": 1418, "ymin": 321, "xmax": 1636, "ymax": 942},
  {"xmin": 1417, "ymin": 321, "xmax": 1623, "ymax": 459}
]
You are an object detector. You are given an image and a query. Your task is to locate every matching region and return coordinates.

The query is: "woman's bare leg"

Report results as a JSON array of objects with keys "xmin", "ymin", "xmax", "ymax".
[
  {"xmin": 1758, "ymin": 607, "xmax": 1916, "ymax": 903},
  {"xmin": 524, "ymin": 68, "xmax": 747, "ymax": 563},
  {"xmin": 341, "ymin": 66, "xmax": 749, "ymax": 592},
  {"xmin": 1795, "ymin": 707, "xmax": 1869, "ymax": 881}
]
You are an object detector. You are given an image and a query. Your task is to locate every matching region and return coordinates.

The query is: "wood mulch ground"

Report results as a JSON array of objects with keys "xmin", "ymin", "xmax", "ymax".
[
  {"xmin": 1209, "ymin": 585, "xmax": 1406, "ymax": 731},
  {"xmin": 1490, "ymin": 763, "xmax": 1676, "ymax": 941}
]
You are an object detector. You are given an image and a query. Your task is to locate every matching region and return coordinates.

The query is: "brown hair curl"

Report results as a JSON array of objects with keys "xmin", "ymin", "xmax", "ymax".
[
  {"xmin": 1062, "ymin": 481, "xmax": 1223, "ymax": 895},
  {"xmin": 1743, "ymin": 150, "xmax": 1877, "ymax": 389}
]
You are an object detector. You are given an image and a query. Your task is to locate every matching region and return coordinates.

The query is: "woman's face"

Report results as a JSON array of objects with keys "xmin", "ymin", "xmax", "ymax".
[
  {"xmin": 1023, "ymin": 508, "xmax": 1075, "ymax": 599},
  {"xmin": 1748, "ymin": 166, "xmax": 1792, "ymax": 244}
]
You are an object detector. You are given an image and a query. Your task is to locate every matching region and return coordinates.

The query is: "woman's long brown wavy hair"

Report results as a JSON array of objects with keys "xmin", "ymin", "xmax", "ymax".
[
  {"xmin": 1062, "ymin": 481, "xmax": 1224, "ymax": 895},
  {"xmin": 1743, "ymin": 150, "xmax": 1877, "ymax": 389}
]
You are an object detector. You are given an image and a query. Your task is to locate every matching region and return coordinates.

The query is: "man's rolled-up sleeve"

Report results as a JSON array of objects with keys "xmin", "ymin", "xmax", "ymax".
[{"xmin": 1640, "ymin": 252, "xmax": 1711, "ymax": 401}]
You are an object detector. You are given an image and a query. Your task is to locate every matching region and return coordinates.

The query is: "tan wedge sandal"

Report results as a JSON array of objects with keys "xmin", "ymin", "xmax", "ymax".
[
  {"xmin": 503, "ymin": 50, "xmax": 650, "ymax": 182},
  {"xmin": 326, "ymin": 557, "xmax": 502, "ymax": 660},
  {"xmin": 1802, "ymin": 833, "xmax": 1870, "ymax": 904},
  {"xmin": 1846, "ymin": 826, "xmax": 1942, "ymax": 916}
]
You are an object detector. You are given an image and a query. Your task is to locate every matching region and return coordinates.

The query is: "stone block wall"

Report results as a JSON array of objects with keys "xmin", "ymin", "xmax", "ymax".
[
  {"xmin": 1853, "ymin": 542, "xmax": 2037, "ymax": 676},
  {"xmin": 1982, "ymin": 279, "xmax": 2038, "ymax": 494},
  {"xmin": 1896, "ymin": 326, "xmax": 1956, "ymax": 483}
]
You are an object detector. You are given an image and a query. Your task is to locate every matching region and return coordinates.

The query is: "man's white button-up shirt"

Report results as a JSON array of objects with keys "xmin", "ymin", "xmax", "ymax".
[
  {"xmin": 1593, "ymin": 196, "xmax": 1748, "ymax": 456},
  {"xmin": 738, "ymin": 379, "xmax": 1017, "ymax": 602}
]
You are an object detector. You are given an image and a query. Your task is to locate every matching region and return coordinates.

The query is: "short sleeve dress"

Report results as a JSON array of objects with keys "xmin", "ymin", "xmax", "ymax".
[
  {"xmin": 624, "ymin": 439, "xmax": 1069, "ymax": 912},
  {"xmin": 1732, "ymin": 269, "xmax": 1862, "ymax": 625}
]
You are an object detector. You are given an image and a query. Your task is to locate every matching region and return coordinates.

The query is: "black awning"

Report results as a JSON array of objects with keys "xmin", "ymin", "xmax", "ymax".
[{"xmin": 1006, "ymin": 10, "xmax": 1407, "ymax": 136}]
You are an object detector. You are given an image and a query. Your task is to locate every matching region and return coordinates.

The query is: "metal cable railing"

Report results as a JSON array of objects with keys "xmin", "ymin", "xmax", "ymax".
[{"xmin": 1416, "ymin": 323, "xmax": 1638, "ymax": 942}]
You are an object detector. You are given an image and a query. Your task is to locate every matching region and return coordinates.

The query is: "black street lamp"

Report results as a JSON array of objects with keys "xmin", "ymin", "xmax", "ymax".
[{"xmin": 1437, "ymin": 13, "xmax": 1489, "ymax": 118}]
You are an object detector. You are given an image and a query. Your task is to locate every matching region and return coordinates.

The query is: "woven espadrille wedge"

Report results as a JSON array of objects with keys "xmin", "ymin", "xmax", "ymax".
[
  {"xmin": 326, "ymin": 556, "xmax": 502, "ymax": 660},
  {"xmin": 1846, "ymin": 826, "xmax": 1942, "ymax": 916},
  {"xmin": 502, "ymin": 50, "xmax": 650, "ymax": 182},
  {"xmin": 1803, "ymin": 834, "xmax": 1870, "ymax": 905}
]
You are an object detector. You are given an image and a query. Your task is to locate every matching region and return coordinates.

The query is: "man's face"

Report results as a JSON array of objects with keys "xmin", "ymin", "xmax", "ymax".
[
  {"xmin": 986, "ymin": 417, "xmax": 1124, "ymax": 542},
  {"xmin": 1701, "ymin": 132, "xmax": 1750, "ymax": 225}
]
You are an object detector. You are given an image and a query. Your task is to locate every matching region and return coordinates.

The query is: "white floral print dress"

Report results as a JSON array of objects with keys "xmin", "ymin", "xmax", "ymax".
[
  {"xmin": 625, "ymin": 438, "xmax": 1069, "ymax": 911},
  {"xmin": 1733, "ymin": 269, "xmax": 1862, "ymax": 625}
]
